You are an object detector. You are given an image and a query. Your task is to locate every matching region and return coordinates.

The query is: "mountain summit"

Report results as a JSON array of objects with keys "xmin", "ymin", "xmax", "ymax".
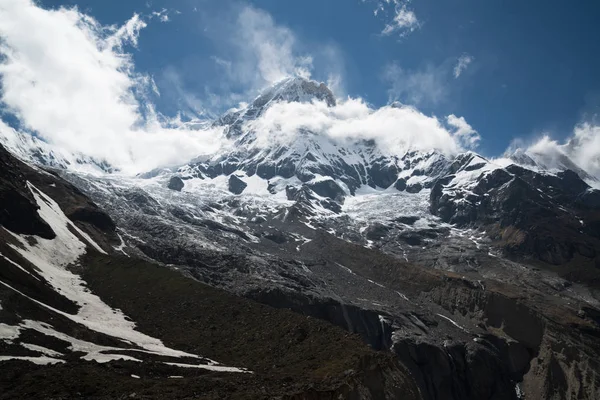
[{"xmin": 254, "ymin": 76, "xmax": 337, "ymax": 108}]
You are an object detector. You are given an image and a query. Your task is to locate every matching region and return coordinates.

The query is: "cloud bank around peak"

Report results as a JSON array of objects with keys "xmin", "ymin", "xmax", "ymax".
[
  {"xmin": 0, "ymin": 0, "xmax": 479, "ymax": 176},
  {"xmin": 247, "ymin": 98, "xmax": 480, "ymax": 156},
  {"xmin": 510, "ymin": 123, "xmax": 600, "ymax": 181},
  {"xmin": 0, "ymin": 0, "xmax": 224, "ymax": 174}
]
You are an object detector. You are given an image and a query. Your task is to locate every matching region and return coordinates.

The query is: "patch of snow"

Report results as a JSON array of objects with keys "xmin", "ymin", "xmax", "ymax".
[
  {"xmin": 0, "ymin": 252, "xmax": 40, "ymax": 281},
  {"xmin": 118, "ymin": 229, "xmax": 147, "ymax": 244},
  {"xmin": 20, "ymin": 320, "xmax": 141, "ymax": 363},
  {"xmin": 164, "ymin": 362, "xmax": 251, "ymax": 373},
  {"xmin": 295, "ymin": 236, "xmax": 312, "ymax": 252},
  {"xmin": 0, "ymin": 356, "xmax": 65, "ymax": 365},
  {"xmin": 302, "ymin": 221, "xmax": 317, "ymax": 230},
  {"xmin": 378, "ymin": 315, "xmax": 389, "ymax": 333},
  {"xmin": 335, "ymin": 262, "xmax": 356, "ymax": 275},
  {"xmin": 436, "ymin": 314, "xmax": 468, "ymax": 332},
  {"xmin": 0, "ymin": 323, "xmax": 20, "ymax": 341},
  {"xmin": 367, "ymin": 279, "xmax": 385, "ymax": 289},
  {"xmin": 240, "ymin": 174, "xmax": 271, "ymax": 196},
  {"xmin": 396, "ymin": 292, "xmax": 410, "ymax": 302},
  {"xmin": 113, "ymin": 233, "xmax": 129, "ymax": 257},
  {"xmin": 515, "ymin": 383, "xmax": 524, "ymax": 399},
  {"xmin": 20, "ymin": 343, "xmax": 63, "ymax": 358}
]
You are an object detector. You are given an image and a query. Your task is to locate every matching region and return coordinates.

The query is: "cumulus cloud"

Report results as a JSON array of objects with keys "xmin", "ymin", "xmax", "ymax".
[
  {"xmin": 0, "ymin": 0, "xmax": 224, "ymax": 174},
  {"xmin": 382, "ymin": 61, "xmax": 449, "ymax": 106},
  {"xmin": 246, "ymin": 98, "xmax": 480, "ymax": 156},
  {"xmin": 453, "ymin": 54, "xmax": 473, "ymax": 78}
]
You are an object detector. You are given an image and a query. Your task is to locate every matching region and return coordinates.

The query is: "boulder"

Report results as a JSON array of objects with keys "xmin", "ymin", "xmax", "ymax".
[
  {"xmin": 167, "ymin": 176, "xmax": 184, "ymax": 192},
  {"xmin": 394, "ymin": 178, "xmax": 407, "ymax": 191}
]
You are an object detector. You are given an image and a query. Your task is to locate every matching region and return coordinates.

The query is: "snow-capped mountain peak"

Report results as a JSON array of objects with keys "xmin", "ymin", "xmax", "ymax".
[
  {"xmin": 253, "ymin": 76, "xmax": 336, "ymax": 108},
  {"xmin": 215, "ymin": 77, "xmax": 336, "ymax": 140}
]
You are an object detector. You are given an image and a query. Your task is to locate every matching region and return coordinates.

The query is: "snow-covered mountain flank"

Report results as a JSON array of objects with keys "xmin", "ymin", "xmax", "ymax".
[{"xmin": 2, "ymin": 77, "xmax": 600, "ymax": 399}]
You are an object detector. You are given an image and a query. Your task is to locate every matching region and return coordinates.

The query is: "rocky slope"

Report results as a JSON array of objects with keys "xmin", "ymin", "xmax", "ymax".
[{"xmin": 0, "ymin": 143, "xmax": 421, "ymax": 399}]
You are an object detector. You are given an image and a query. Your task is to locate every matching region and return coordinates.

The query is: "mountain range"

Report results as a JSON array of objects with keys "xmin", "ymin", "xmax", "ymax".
[{"xmin": 1, "ymin": 77, "xmax": 600, "ymax": 399}]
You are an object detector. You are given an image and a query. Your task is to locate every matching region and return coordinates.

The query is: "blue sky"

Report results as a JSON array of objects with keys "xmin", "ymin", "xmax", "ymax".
[{"xmin": 17, "ymin": 0, "xmax": 600, "ymax": 158}]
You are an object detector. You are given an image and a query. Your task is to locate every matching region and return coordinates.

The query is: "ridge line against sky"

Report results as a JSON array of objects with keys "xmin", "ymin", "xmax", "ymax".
[{"xmin": 0, "ymin": 0, "xmax": 598, "ymax": 178}]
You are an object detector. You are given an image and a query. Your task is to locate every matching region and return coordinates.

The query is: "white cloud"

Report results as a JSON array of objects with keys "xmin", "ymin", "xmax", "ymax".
[
  {"xmin": 247, "ymin": 98, "xmax": 480, "ymax": 156},
  {"xmin": 453, "ymin": 54, "xmax": 473, "ymax": 78},
  {"xmin": 382, "ymin": 61, "xmax": 449, "ymax": 106},
  {"xmin": 0, "ymin": 0, "xmax": 478, "ymax": 179},
  {"xmin": 107, "ymin": 13, "xmax": 147, "ymax": 48},
  {"xmin": 506, "ymin": 123, "xmax": 600, "ymax": 181},
  {"xmin": 569, "ymin": 123, "xmax": 600, "ymax": 178},
  {"xmin": 367, "ymin": 0, "xmax": 420, "ymax": 37},
  {"xmin": 233, "ymin": 6, "xmax": 313, "ymax": 86},
  {"xmin": 181, "ymin": 5, "xmax": 345, "ymax": 113},
  {"xmin": 381, "ymin": 5, "xmax": 420, "ymax": 36},
  {"xmin": 0, "ymin": 0, "xmax": 224, "ymax": 174},
  {"xmin": 151, "ymin": 9, "xmax": 170, "ymax": 23},
  {"xmin": 446, "ymin": 114, "xmax": 480, "ymax": 149}
]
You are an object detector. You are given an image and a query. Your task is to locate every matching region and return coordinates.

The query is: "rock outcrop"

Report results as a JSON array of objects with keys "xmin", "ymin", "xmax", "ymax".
[
  {"xmin": 228, "ymin": 174, "xmax": 247, "ymax": 194},
  {"xmin": 167, "ymin": 176, "xmax": 185, "ymax": 191}
]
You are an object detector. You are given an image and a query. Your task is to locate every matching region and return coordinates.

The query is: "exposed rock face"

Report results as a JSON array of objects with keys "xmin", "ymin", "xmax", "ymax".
[
  {"xmin": 425, "ymin": 278, "xmax": 600, "ymax": 400},
  {"xmin": 0, "ymin": 144, "xmax": 56, "ymax": 239},
  {"xmin": 392, "ymin": 338, "xmax": 523, "ymax": 400},
  {"xmin": 394, "ymin": 178, "xmax": 407, "ymax": 191},
  {"xmin": 431, "ymin": 160, "xmax": 600, "ymax": 266},
  {"xmin": 286, "ymin": 184, "xmax": 342, "ymax": 214},
  {"xmin": 67, "ymin": 207, "xmax": 116, "ymax": 232},
  {"xmin": 306, "ymin": 179, "xmax": 346, "ymax": 203},
  {"xmin": 0, "ymin": 144, "xmax": 423, "ymax": 400},
  {"xmin": 167, "ymin": 176, "xmax": 185, "ymax": 191},
  {"xmin": 228, "ymin": 174, "xmax": 247, "ymax": 194}
]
